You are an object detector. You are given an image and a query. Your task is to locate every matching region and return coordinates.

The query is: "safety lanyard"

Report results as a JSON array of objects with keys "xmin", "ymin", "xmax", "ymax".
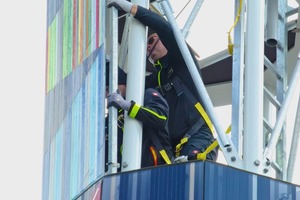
[{"xmin": 171, "ymin": 77, "xmax": 218, "ymax": 160}]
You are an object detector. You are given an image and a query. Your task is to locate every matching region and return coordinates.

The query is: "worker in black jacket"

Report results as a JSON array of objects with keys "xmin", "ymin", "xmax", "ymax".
[
  {"xmin": 107, "ymin": 0, "xmax": 218, "ymax": 162},
  {"xmin": 106, "ymin": 63, "xmax": 174, "ymax": 167}
]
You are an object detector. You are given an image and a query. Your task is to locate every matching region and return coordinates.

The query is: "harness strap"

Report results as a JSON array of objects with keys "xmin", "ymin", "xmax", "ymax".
[
  {"xmin": 172, "ymin": 76, "xmax": 218, "ymax": 159},
  {"xmin": 196, "ymin": 140, "xmax": 219, "ymax": 160},
  {"xmin": 175, "ymin": 118, "xmax": 205, "ymax": 157},
  {"xmin": 149, "ymin": 133, "xmax": 173, "ymax": 165},
  {"xmin": 172, "ymin": 76, "xmax": 215, "ymax": 133}
]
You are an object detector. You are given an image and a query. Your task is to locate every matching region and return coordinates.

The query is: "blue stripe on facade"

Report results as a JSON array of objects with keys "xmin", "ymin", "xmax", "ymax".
[
  {"xmin": 42, "ymin": 150, "xmax": 50, "ymax": 200},
  {"xmin": 89, "ymin": 59, "xmax": 96, "ymax": 181},
  {"xmin": 81, "ymin": 80, "xmax": 87, "ymax": 187},
  {"xmin": 54, "ymin": 129, "xmax": 62, "ymax": 200},
  {"xmin": 49, "ymin": 137, "xmax": 55, "ymax": 200},
  {"xmin": 63, "ymin": 115, "xmax": 71, "ymax": 200},
  {"xmin": 97, "ymin": 48, "xmax": 106, "ymax": 176},
  {"xmin": 70, "ymin": 97, "xmax": 79, "ymax": 198},
  {"xmin": 78, "ymin": 87, "xmax": 84, "ymax": 192}
]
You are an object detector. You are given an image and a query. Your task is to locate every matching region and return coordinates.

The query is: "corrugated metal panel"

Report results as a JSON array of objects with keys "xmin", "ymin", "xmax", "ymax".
[
  {"xmin": 101, "ymin": 162, "xmax": 205, "ymax": 200},
  {"xmin": 204, "ymin": 161, "xmax": 300, "ymax": 200},
  {"xmin": 76, "ymin": 161, "xmax": 300, "ymax": 200}
]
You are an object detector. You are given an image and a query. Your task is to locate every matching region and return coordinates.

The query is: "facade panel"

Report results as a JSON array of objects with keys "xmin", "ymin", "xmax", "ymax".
[
  {"xmin": 76, "ymin": 161, "xmax": 300, "ymax": 200},
  {"xmin": 42, "ymin": 0, "xmax": 106, "ymax": 199},
  {"xmin": 101, "ymin": 162, "xmax": 205, "ymax": 200}
]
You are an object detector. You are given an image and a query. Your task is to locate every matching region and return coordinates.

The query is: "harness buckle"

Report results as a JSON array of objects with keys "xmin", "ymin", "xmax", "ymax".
[
  {"xmin": 163, "ymin": 82, "xmax": 172, "ymax": 92},
  {"xmin": 156, "ymin": 82, "xmax": 173, "ymax": 96}
]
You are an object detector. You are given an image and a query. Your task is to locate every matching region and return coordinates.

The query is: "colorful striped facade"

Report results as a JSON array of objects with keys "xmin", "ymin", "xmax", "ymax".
[{"xmin": 42, "ymin": 0, "xmax": 106, "ymax": 199}]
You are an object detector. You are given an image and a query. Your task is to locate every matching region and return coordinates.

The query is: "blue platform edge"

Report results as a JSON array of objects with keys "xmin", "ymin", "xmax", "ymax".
[{"xmin": 75, "ymin": 161, "xmax": 300, "ymax": 200}]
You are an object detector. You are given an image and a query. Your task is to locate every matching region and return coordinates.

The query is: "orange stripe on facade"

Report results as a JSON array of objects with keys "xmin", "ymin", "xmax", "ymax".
[
  {"xmin": 96, "ymin": 0, "xmax": 99, "ymax": 48},
  {"xmin": 78, "ymin": 0, "xmax": 83, "ymax": 64},
  {"xmin": 85, "ymin": 0, "xmax": 89, "ymax": 57},
  {"xmin": 72, "ymin": 0, "xmax": 77, "ymax": 70}
]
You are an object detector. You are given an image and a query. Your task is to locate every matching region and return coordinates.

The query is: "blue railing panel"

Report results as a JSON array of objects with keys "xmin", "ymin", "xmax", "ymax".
[{"xmin": 75, "ymin": 161, "xmax": 300, "ymax": 200}]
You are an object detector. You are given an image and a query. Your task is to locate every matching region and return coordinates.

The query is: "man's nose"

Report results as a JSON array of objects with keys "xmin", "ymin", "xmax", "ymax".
[{"xmin": 147, "ymin": 44, "xmax": 152, "ymax": 50}]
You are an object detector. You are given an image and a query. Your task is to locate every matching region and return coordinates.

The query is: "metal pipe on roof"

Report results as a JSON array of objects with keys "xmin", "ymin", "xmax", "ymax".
[
  {"xmin": 198, "ymin": 49, "xmax": 230, "ymax": 69},
  {"xmin": 266, "ymin": 0, "xmax": 278, "ymax": 47}
]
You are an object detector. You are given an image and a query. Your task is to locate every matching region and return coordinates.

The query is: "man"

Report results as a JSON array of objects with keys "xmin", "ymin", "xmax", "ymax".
[
  {"xmin": 106, "ymin": 62, "xmax": 174, "ymax": 168},
  {"xmin": 107, "ymin": 0, "xmax": 218, "ymax": 162}
]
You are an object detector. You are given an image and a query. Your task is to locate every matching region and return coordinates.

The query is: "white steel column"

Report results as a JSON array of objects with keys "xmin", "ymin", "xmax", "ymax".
[
  {"xmin": 243, "ymin": 0, "xmax": 265, "ymax": 174},
  {"xmin": 107, "ymin": 5, "xmax": 119, "ymax": 174},
  {"xmin": 231, "ymin": 0, "xmax": 245, "ymax": 156},
  {"xmin": 121, "ymin": 0, "xmax": 148, "ymax": 171},
  {"xmin": 275, "ymin": 0, "xmax": 287, "ymax": 181},
  {"xmin": 287, "ymin": 92, "xmax": 300, "ymax": 182}
]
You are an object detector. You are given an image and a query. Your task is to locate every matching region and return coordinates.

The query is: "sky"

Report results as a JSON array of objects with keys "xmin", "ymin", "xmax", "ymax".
[
  {"xmin": 0, "ymin": 0, "xmax": 298, "ymax": 199},
  {"xmin": 0, "ymin": 1, "xmax": 46, "ymax": 199}
]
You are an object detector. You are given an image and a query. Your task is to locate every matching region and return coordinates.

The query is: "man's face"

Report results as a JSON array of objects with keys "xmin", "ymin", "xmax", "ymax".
[{"xmin": 147, "ymin": 33, "xmax": 167, "ymax": 63}]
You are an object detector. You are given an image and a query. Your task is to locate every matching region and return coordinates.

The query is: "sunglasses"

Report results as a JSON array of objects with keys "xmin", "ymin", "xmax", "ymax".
[{"xmin": 148, "ymin": 36, "xmax": 157, "ymax": 45}]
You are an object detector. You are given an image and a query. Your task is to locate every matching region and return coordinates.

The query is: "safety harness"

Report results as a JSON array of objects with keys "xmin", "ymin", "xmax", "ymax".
[{"xmin": 155, "ymin": 61, "xmax": 218, "ymax": 161}]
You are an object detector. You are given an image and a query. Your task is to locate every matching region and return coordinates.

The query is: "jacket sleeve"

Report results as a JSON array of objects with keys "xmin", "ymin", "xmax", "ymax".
[{"xmin": 127, "ymin": 89, "xmax": 169, "ymax": 129}]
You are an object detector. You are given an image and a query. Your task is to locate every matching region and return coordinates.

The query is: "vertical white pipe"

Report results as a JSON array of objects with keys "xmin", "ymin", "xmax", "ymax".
[
  {"xmin": 243, "ymin": 0, "xmax": 265, "ymax": 174},
  {"xmin": 119, "ymin": 16, "xmax": 130, "ymax": 69},
  {"xmin": 121, "ymin": 0, "xmax": 148, "ymax": 171},
  {"xmin": 231, "ymin": 0, "xmax": 245, "ymax": 156},
  {"xmin": 287, "ymin": 92, "xmax": 300, "ymax": 182},
  {"xmin": 107, "ymin": 6, "xmax": 119, "ymax": 174}
]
